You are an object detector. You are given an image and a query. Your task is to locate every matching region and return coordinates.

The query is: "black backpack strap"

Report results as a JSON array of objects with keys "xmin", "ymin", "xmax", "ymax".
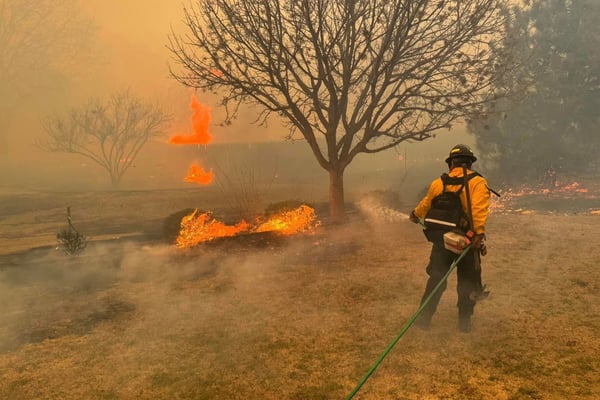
[
  {"xmin": 440, "ymin": 173, "xmax": 465, "ymax": 194},
  {"xmin": 442, "ymin": 172, "xmax": 480, "ymax": 186},
  {"xmin": 487, "ymin": 185, "xmax": 501, "ymax": 197},
  {"xmin": 463, "ymin": 168, "xmax": 483, "ymax": 274},
  {"xmin": 440, "ymin": 173, "xmax": 448, "ymax": 188},
  {"xmin": 462, "ymin": 167, "xmax": 475, "ymax": 232}
]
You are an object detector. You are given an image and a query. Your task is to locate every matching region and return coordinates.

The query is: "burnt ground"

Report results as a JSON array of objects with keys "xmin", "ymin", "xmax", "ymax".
[{"xmin": 0, "ymin": 187, "xmax": 599, "ymax": 399}]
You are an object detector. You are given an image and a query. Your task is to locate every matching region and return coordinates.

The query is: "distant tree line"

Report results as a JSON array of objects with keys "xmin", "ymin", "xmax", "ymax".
[{"xmin": 469, "ymin": 0, "xmax": 600, "ymax": 184}]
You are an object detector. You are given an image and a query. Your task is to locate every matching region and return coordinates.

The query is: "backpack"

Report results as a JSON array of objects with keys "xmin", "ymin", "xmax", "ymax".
[{"xmin": 423, "ymin": 172, "xmax": 481, "ymax": 243}]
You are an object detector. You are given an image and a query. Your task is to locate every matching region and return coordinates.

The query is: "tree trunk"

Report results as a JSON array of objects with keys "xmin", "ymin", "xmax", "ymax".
[
  {"xmin": 110, "ymin": 172, "xmax": 121, "ymax": 189},
  {"xmin": 328, "ymin": 168, "xmax": 346, "ymax": 223}
]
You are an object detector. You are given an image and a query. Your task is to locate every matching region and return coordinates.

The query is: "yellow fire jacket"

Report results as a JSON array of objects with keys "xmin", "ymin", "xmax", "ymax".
[{"xmin": 413, "ymin": 167, "xmax": 490, "ymax": 234}]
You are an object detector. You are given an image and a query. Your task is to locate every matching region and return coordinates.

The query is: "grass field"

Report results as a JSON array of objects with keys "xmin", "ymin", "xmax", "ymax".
[{"xmin": 0, "ymin": 186, "xmax": 599, "ymax": 399}]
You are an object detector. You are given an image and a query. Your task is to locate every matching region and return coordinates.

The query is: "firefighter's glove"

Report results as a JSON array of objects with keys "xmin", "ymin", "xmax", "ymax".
[
  {"xmin": 480, "ymin": 242, "xmax": 488, "ymax": 256},
  {"xmin": 409, "ymin": 210, "xmax": 420, "ymax": 224},
  {"xmin": 472, "ymin": 234, "xmax": 487, "ymax": 256}
]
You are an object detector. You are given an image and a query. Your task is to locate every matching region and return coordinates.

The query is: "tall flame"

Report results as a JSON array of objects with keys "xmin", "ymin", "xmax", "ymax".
[
  {"xmin": 169, "ymin": 94, "xmax": 212, "ymax": 145},
  {"xmin": 169, "ymin": 94, "xmax": 215, "ymax": 185},
  {"xmin": 184, "ymin": 163, "xmax": 214, "ymax": 185}
]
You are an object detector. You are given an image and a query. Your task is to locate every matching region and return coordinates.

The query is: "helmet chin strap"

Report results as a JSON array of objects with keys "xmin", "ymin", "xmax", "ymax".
[{"xmin": 449, "ymin": 160, "xmax": 470, "ymax": 170}]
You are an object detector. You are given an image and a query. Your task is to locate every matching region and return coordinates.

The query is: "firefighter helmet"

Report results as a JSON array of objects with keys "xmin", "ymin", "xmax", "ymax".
[{"xmin": 445, "ymin": 144, "xmax": 477, "ymax": 163}]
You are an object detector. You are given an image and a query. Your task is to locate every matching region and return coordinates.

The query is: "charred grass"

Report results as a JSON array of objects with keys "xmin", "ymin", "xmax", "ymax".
[{"xmin": 0, "ymin": 189, "xmax": 599, "ymax": 399}]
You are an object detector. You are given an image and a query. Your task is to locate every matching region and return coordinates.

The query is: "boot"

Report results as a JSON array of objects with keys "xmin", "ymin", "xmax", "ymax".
[
  {"xmin": 458, "ymin": 315, "xmax": 472, "ymax": 333},
  {"xmin": 469, "ymin": 284, "xmax": 490, "ymax": 302}
]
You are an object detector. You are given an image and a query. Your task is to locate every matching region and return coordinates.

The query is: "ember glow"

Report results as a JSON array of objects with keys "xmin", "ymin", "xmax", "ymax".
[
  {"xmin": 169, "ymin": 94, "xmax": 212, "ymax": 145},
  {"xmin": 556, "ymin": 182, "xmax": 588, "ymax": 194},
  {"xmin": 176, "ymin": 210, "xmax": 250, "ymax": 248},
  {"xmin": 255, "ymin": 205, "xmax": 320, "ymax": 235},
  {"xmin": 175, "ymin": 205, "xmax": 320, "ymax": 248},
  {"xmin": 490, "ymin": 180, "xmax": 596, "ymax": 213},
  {"xmin": 209, "ymin": 68, "xmax": 223, "ymax": 78},
  {"xmin": 184, "ymin": 163, "xmax": 213, "ymax": 185}
]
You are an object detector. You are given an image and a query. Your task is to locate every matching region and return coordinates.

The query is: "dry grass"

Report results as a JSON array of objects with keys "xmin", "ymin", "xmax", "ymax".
[{"xmin": 0, "ymin": 188, "xmax": 599, "ymax": 399}]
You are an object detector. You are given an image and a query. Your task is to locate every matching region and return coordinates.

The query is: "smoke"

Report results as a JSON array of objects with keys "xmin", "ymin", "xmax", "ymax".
[
  {"xmin": 0, "ymin": 230, "xmax": 334, "ymax": 355},
  {"xmin": 356, "ymin": 192, "xmax": 411, "ymax": 223},
  {"xmin": 0, "ymin": 242, "xmax": 178, "ymax": 352}
]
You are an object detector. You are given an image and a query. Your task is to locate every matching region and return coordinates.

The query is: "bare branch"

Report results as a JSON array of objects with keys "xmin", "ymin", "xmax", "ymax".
[{"xmin": 169, "ymin": 0, "xmax": 521, "ymax": 169}]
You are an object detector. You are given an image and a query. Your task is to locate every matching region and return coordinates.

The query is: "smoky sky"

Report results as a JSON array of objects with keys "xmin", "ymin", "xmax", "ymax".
[{"xmin": 1, "ymin": 0, "xmax": 475, "ymax": 192}]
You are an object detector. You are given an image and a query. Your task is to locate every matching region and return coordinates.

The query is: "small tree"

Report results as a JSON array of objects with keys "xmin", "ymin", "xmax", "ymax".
[
  {"xmin": 168, "ymin": 0, "xmax": 521, "ymax": 222},
  {"xmin": 39, "ymin": 91, "xmax": 171, "ymax": 187}
]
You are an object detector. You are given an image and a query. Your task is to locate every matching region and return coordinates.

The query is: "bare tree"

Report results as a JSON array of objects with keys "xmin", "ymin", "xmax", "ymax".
[
  {"xmin": 0, "ymin": 0, "xmax": 95, "ymax": 152},
  {"xmin": 39, "ymin": 91, "xmax": 171, "ymax": 188},
  {"xmin": 168, "ymin": 0, "xmax": 521, "ymax": 222}
]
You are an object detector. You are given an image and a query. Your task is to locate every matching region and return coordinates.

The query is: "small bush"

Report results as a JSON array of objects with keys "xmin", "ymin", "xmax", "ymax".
[
  {"xmin": 56, "ymin": 207, "xmax": 87, "ymax": 255},
  {"xmin": 57, "ymin": 228, "xmax": 88, "ymax": 255}
]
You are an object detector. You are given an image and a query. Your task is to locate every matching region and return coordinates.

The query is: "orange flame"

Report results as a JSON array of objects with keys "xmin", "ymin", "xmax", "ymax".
[
  {"xmin": 176, "ymin": 210, "xmax": 250, "ymax": 248},
  {"xmin": 169, "ymin": 94, "xmax": 212, "ymax": 145},
  {"xmin": 184, "ymin": 163, "xmax": 214, "ymax": 185},
  {"xmin": 209, "ymin": 68, "xmax": 224, "ymax": 78},
  {"xmin": 255, "ymin": 205, "xmax": 319, "ymax": 235},
  {"xmin": 175, "ymin": 205, "xmax": 320, "ymax": 248}
]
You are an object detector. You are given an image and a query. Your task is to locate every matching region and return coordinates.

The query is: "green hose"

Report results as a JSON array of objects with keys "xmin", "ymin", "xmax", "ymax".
[{"xmin": 345, "ymin": 245, "xmax": 472, "ymax": 400}]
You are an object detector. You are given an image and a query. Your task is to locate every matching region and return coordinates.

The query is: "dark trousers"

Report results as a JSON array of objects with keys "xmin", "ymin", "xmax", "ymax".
[{"xmin": 419, "ymin": 243, "xmax": 483, "ymax": 320}]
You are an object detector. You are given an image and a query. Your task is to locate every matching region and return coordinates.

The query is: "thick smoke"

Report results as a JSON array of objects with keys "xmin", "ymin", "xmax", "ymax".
[{"xmin": 0, "ymin": 231, "xmax": 337, "ymax": 354}]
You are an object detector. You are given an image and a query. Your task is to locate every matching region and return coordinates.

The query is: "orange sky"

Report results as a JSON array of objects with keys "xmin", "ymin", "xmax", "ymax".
[
  {"xmin": 2, "ymin": 0, "xmax": 472, "ymax": 191},
  {"xmin": 73, "ymin": 0, "xmax": 473, "ymax": 148},
  {"xmin": 78, "ymin": 0, "xmax": 283, "ymax": 144}
]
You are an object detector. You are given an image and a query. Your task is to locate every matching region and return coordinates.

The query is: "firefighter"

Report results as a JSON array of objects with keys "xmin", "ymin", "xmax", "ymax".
[{"xmin": 408, "ymin": 144, "xmax": 490, "ymax": 333}]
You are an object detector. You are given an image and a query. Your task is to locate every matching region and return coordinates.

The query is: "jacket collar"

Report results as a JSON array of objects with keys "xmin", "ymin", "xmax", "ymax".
[{"xmin": 448, "ymin": 166, "xmax": 472, "ymax": 177}]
